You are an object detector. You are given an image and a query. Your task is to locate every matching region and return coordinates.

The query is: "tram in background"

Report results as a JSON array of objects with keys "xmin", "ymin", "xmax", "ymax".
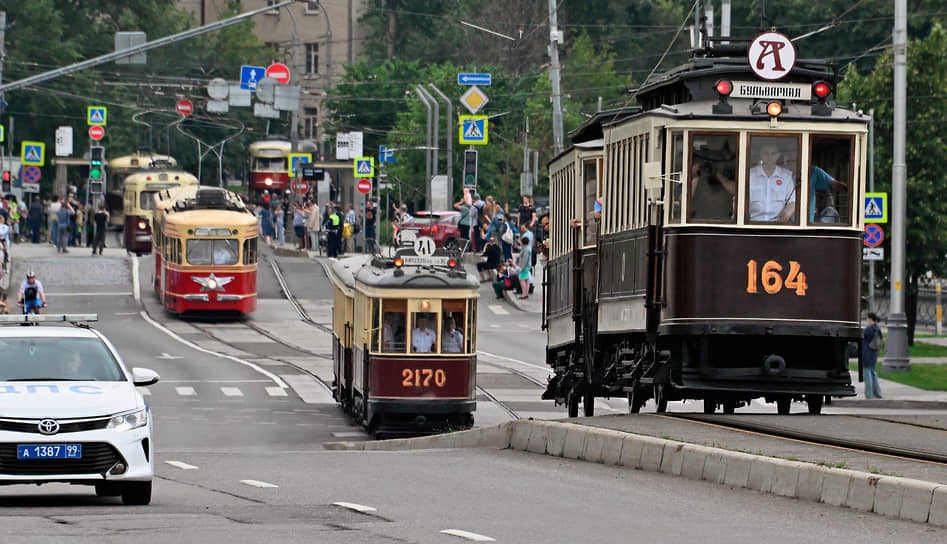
[
  {"xmin": 247, "ymin": 139, "xmax": 318, "ymax": 201},
  {"xmin": 123, "ymin": 168, "xmax": 198, "ymax": 255},
  {"xmin": 152, "ymin": 186, "xmax": 258, "ymax": 317},
  {"xmin": 543, "ymin": 32, "xmax": 868, "ymax": 416},
  {"xmin": 107, "ymin": 150, "xmax": 178, "ymax": 230},
  {"xmin": 327, "ymin": 243, "xmax": 479, "ymax": 437}
]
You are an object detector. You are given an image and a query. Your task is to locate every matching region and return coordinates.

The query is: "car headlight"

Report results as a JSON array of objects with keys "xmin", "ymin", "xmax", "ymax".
[{"xmin": 107, "ymin": 409, "xmax": 148, "ymax": 431}]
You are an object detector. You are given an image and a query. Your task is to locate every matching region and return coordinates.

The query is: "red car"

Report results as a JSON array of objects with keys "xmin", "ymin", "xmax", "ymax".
[{"xmin": 397, "ymin": 211, "xmax": 463, "ymax": 249}]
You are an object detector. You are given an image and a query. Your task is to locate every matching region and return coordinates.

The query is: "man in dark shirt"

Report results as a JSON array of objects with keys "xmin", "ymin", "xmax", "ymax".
[
  {"xmin": 92, "ymin": 202, "xmax": 109, "ymax": 255},
  {"xmin": 29, "ymin": 198, "xmax": 43, "ymax": 243},
  {"xmin": 518, "ymin": 195, "xmax": 536, "ymax": 232},
  {"xmin": 364, "ymin": 199, "xmax": 377, "ymax": 252}
]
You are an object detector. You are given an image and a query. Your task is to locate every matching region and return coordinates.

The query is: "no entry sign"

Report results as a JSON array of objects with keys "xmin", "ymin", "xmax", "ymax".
[
  {"xmin": 176, "ymin": 99, "xmax": 194, "ymax": 116},
  {"xmin": 291, "ymin": 179, "xmax": 310, "ymax": 195},
  {"xmin": 266, "ymin": 63, "xmax": 291, "ymax": 84},
  {"xmin": 356, "ymin": 178, "xmax": 372, "ymax": 194},
  {"xmin": 88, "ymin": 125, "xmax": 105, "ymax": 141}
]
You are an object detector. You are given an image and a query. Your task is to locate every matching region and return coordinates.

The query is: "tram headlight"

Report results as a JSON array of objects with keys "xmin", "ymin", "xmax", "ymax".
[
  {"xmin": 767, "ymin": 102, "xmax": 783, "ymax": 117},
  {"xmin": 420, "ymin": 300, "xmax": 431, "ymax": 310},
  {"xmin": 206, "ymin": 278, "xmax": 218, "ymax": 290},
  {"xmin": 137, "ymin": 220, "xmax": 148, "ymax": 231},
  {"xmin": 447, "ymin": 259, "xmax": 457, "ymax": 268},
  {"xmin": 394, "ymin": 257, "xmax": 403, "ymax": 268},
  {"xmin": 264, "ymin": 178, "xmax": 273, "ymax": 186}
]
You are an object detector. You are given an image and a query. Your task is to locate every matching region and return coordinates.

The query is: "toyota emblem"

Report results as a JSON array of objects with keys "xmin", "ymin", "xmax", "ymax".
[{"xmin": 38, "ymin": 419, "xmax": 60, "ymax": 435}]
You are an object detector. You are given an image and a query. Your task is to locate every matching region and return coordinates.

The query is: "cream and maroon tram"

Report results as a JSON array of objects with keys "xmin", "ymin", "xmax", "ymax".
[
  {"xmin": 123, "ymin": 168, "xmax": 198, "ymax": 255},
  {"xmin": 152, "ymin": 186, "xmax": 258, "ymax": 316},
  {"xmin": 544, "ymin": 33, "xmax": 867, "ymax": 416},
  {"xmin": 327, "ymin": 245, "xmax": 479, "ymax": 436}
]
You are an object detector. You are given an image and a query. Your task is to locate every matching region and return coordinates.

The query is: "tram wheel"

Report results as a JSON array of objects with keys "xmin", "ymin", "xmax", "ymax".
[
  {"xmin": 583, "ymin": 391, "xmax": 595, "ymax": 417},
  {"xmin": 654, "ymin": 385, "xmax": 668, "ymax": 413},
  {"xmin": 567, "ymin": 393, "xmax": 579, "ymax": 418},
  {"xmin": 776, "ymin": 397, "xmax": 792, "ymax": 415},
  {"xmin": 703, "ymin": 399, "xmax": 716, "ymax": 414},
  {"xmin": 722, "ymin": 401, "xmax": 737, "ymax": 415},
  {"xmin": 805, "ymin": 394, "xmax": 824, "ymax": 415}
]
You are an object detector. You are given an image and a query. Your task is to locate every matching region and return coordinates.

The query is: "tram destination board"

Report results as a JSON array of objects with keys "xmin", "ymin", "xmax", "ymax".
[{"xmin": 401, "ymin": 255, "xmax": 450, "ymax": 266}]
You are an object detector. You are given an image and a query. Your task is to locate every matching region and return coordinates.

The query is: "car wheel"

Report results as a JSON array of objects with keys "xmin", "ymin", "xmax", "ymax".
[
  {"xmin": 95, "ymin": 483, "xmax": 122, "ymax": 497},
  {"xmin": 121, "ymin": 481, "xmax": 152, "ymax": 505}
]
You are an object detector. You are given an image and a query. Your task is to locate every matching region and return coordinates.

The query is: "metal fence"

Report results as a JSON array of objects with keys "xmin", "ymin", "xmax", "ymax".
[{"xmin": 868, "ymin": 288, "xmax": 945, "ymax": 331}]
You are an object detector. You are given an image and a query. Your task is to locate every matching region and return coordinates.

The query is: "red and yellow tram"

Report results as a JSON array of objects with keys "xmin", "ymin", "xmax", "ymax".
[
  {"xmin": 327, "ymin": 246, "xmax": 479, "ymax": 437},
  {"xmin": 152, "ymin": 186, "xmax": 258, "ymax": 316},
  {"xmin": 248, "ymin": 139, "xmax": 318, "ymax": 199}
]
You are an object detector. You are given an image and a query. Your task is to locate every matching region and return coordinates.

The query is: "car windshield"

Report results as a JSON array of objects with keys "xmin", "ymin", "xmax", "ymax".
[{"xmin": 0, "ymin": 338, "xmax": 125, "ymax": 381}]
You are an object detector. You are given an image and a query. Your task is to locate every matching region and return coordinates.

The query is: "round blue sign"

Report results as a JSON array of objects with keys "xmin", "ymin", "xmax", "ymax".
[
  {"xmin": 864, "ymin": 224, "xmax": 884, "ymax": 248},
  {"xmin": 22, "ymin": 165, "xmax": 41, "ymax": 183}
]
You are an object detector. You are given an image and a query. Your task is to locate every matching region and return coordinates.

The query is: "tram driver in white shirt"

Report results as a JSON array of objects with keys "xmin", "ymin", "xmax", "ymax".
[
  {"xmin": 411, "ymin": 315, "xmax": 437, "ymax": 353},
  {"xmin": 748, "ymin": 141, "xmax": 796, "ymax": 223}
]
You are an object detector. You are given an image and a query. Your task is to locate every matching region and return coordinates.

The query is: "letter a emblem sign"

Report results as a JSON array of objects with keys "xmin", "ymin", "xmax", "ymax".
[{"xmin": 748, "ymin": 32, "xmax": 796, "ymax": 81}]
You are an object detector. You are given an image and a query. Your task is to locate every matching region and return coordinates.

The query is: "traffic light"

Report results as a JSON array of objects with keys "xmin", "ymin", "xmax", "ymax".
[
  {"xmin": 89, "ymin": 146, "xmax": 105, "ymax": 181},
  {"xmin": 89, "ymin": 181, "xmax": 105, "ymax": 195},
  {"xmin": 1, "ymin": 171, "xmax": 10, "ymax": 193},
  {"xmin": 463, "ymin": 149, "xmax": 478, "ymax": 187}
]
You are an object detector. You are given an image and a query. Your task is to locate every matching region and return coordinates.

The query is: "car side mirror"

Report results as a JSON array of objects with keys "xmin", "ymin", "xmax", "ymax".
[{"xmin": 132, "ymin": 367, "xmax": 160, "ymax": 387}]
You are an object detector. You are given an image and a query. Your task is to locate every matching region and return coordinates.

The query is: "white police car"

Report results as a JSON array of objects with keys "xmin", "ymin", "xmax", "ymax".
[{"xmin": 0, "ymin": 314, "xmax": 158, "ymax": 505}]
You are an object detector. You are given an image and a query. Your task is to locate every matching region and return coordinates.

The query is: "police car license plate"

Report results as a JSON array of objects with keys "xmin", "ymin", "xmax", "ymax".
[{"xmin": 17, "ymin": 444, "xmax": 82, "ymax": 459}]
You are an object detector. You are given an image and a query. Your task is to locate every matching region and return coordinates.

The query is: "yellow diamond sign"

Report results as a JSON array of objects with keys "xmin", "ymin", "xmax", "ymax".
[{"xmin": 460, "ymin": 85, "xmax": 489, "ymax": 114}]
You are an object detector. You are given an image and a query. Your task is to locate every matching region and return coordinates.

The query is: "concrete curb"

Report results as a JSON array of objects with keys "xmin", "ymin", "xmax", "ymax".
[{"xmin": 323, "ymin": 419, "xmax": 947, "ymax": 527}]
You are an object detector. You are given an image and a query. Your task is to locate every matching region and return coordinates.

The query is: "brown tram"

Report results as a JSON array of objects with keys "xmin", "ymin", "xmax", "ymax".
[
  {"xmin": 327, "ymin": 245, "xmax": 479, "ymax": 436},
  {"xmin": 544, "ymin": 36, "xmax": 868, "ymax": 416}
]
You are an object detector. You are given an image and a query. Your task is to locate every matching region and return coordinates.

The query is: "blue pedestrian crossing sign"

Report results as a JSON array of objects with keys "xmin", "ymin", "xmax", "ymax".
[
  {"xmin": 240, "ymin": 65, "xmax": 265, "ymax": 91},
  {"xmin": 354, "ymin": 157, "xmax": 374, "ymax": 178},
  {"xmin": 459, "ymin": 115, "xmax": 488, "ymax": 145},
  {"xmin": 288, "ymin": 153, "xmax": 313, "ymax": 177},
  {"xmin": 21, "ymin": 141, "xmax": 45, "ymax": 166},
  {"xmin": 864, "ymin": 192, "xmax": 887, "ymax": 223},
  {"xmin": 87, "ymin": 106, "xmax": 107, "ymax": 126}
]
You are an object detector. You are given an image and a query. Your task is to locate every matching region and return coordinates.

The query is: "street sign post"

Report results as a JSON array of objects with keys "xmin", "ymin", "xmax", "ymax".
[
  {"xmin": 459, "ymin": 85, "xmax": 489, "ymax": 114},
  {"xmin": 863, "ymin": 247, "xmax": 884, "ymax": 261},
  {"xmin": 240, "ymin": 65, "xmax": 265, "ymax": 90},
  {"xmin": 356, "ymin": 179, "xmax": 372, "ymax": 194},
  {"xmin": 458, "ymin": 116, "xmax": 488, "ymax": 145},
  {"xmin": 21, "ymin": 142, "xmax": 45, "ymax": 166},
  {"xmin": 176, "ymin": 99, "xmax": 194, "ymax": 116},
  {"xmin": 22, "ymin": 166, "xmax": 41, "ymax": 183},
  {"xmin": 290, "ymin": 179, "xmax": 310, "ymax": 195},
  {"xmin": 266, "ymin": 62, "xmax": 291, "ymax": 84},
  {"xmin": 88, "ymin": 126, "xmax": 105, "ymax": 141},
  {"xmin": 864, "ymin": 224, "xmax": 885, "ymax": 247},
  {"xmin": 457, "ymin": 73, "xmax": 491, "ymax": 86},
  {"xmin": 87, "ymin": 106, "xmax": 108, "ymax": 126},
  {"xmin": 288, "ymin": 153, "xmax": 312, "ymax": 177},
  {"xmin": 354, "ymin": 157, "xmax": 374, "ymax": 177},
  {"xmin": 864, "ymin": 192, "xmax": 888, "ymax": 223}
]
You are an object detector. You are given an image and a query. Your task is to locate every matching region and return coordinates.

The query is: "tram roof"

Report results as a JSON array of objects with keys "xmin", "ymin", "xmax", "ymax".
[
  {"xmin": 248, "ymin": 139, "xmax": 319, "ymax": 154},
  {"xmin": 162, "ymin": 207, "xmax": 258, "ymax": 229},
  {"xmin": 124, "ymin": 170, "xmax": 198, "ymax": 189},
  {"xmin": 109, "ymin": 152, "xmax": 177, "ymax": 170},
  {"xmin": 329, "ymin": 255, "xmax": 479, "ymax": 292}
]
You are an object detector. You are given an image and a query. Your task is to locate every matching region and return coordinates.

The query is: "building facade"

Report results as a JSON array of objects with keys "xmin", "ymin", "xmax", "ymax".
[{"xmin": 177, "ymin": 0, "xmax": 367, "ymax": 158}]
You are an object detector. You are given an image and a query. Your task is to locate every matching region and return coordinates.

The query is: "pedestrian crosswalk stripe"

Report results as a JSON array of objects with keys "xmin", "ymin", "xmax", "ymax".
[
  {"xmin": 221, "ymin": 387, "xmax": 244, "ymax": 397},
  {"xmin": 265, "ymin": 386, "xmax": 289, "ymax": 397},
  {"xmin": 175, "ymin": 386, "xmax": 197, "ymax": 396},
  {"xmin": 280, "ymin": 374, "xmax": 335, "ymax": 404},
  {"xmin": 464, "ymin": 121, "xmax": 483, "ymax": 139}
]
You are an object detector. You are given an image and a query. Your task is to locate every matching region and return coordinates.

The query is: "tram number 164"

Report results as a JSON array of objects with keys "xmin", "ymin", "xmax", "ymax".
[
  {"xmin": 402, "ymin": 368, "xmax": 447, "ymax": 388},
  {"xmin": 746, "ymin": 259, "xmax": 808, "ymax": 296}
]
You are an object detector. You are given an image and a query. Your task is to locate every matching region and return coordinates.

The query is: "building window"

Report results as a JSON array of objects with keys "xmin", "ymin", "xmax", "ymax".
[
  {"xmin": 305, "ymin": 43, "xmax": 319, "ymax": 75},
  {"xmin": 266, "ymin": 0, "xmax": 280, "ymax": 15},
  {"xmin": 304, "ymin": 108, "xmax": 318, "ymax": 140},
  {"xmin": 304, "ymin": 1, "xmax": 321, "ymax": 14}
]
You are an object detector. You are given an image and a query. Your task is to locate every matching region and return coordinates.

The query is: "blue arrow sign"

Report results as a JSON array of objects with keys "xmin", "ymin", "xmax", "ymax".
[
  {"xmin": 240, "ymin": 65, "xmax": 265, "ymax": 91},
  {"xmin": 458, "ymin": 73, "xmax": 491, "ymax": 86}
]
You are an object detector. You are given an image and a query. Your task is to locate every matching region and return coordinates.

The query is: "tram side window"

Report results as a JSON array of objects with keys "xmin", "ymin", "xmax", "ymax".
[
  {"xmin": 382, "ymin": 300, "xmax": 407, "ymax": 353},
  {"xmin": 243, "ymin": 237, "xmax": 258, "ymax": 265},
  {"xmin": 411, "ymin": 312, "xmax": 437, "ymax": 353},
  {"xmin": 371, "ymin": 300, "xmax": 381, "ymax": 351},
  {"xmin": 441, "ymin": 300, "xmax": 467, "ymax": 354},
  {"xmin": 186, "ymin": 239, "xmax": 239, "ymax": 265},
  {"xmin": 808, "ymin": 135, "xmax": 853, "ymax": 226},
  {"xmin": 668, "ymin": 133, "xmax": 684, "ymax": 224},
  {"xmin": 747, "ymin": 135, "xmax": 800, "ymax": 225},
  {"xmin": 688, "ymin": 133, "xmax": 738, "ymax": 222}
]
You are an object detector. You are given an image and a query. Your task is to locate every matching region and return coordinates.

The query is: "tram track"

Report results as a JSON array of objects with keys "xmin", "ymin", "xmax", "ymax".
[{"xmin": 665, "ymin": 413, "xmax": 947, "ymax": 466}]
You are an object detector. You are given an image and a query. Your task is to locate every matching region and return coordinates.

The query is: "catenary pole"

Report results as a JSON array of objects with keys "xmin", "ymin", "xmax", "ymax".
[
  {"xmin": 547, "ymin": 0, "xmax": 564, "ymax": 154},
  {"xmin": 414, "ymin": 86, "xmax": 432, "ymax": 207},
  {"xmin": 0, "ymin": 1, "xmax": 295, "ymax": 94},
  {"xmin": 885, "ymin": 0, "xmax": 909, "ymax": 371},
  {"xmin": 868, "ymin": 108, "xmax": 875, "ymax": 304},
  {"xmin": 428, "ymin": 84, "xmax": 453, "ymax": 206}
]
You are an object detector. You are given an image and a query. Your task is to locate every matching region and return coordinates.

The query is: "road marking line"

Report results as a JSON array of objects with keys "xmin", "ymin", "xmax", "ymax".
[
  {"xmin": 44, "ymin": 292, "xmax": 134, "ymax": 296},
  {"xmin": 440, "ymin": 529, "xmax": 496, "ymax": 542},
  {"xmin": 139, "ymin": 310, "xmax": 288, "ymax": 389},
  {"xmin": 132, "ymin": 254, "xmax": 141, "ymax": 302},
  {"xmin": 221, "ymin": 387, "xmax": 244, "ymax": 397},
  {"xmin": 487, "ymin": 304, "xmax": 509, "ymax": 315},
  {"xmin": 479, "ymin": 350, "xmax": 548, "ymax": 371},
  {"xmin": 175, "ymin": 386, "xmax": 197, "ymax": 396},
  {"xmin": 332, "ymin": 501, "xmax": 377, "ymax": 514},
  {"xmin": 331, "ymin": 431, "xmax": 366, "ymax": 438},
  {"xmin": 165, "ymin": 460, "xmax": 198, "ymax": 470},
  {"xmin": 280, "ymin": 374, "xmax": 334, "ymax": 404},
  {"xmin": 139, "ymin": 387, "xmax": 152, "ymax": 396},
  {"xmin": 266, "ymin": 386, "xmax": 289, "ymax": 397},
  {"xmin": 240, "ymin": 479, "xmax": 279, "ymax": 488}
]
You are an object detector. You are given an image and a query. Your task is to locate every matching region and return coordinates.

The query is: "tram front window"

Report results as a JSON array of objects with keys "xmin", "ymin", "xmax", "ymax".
[
  {"xmin": 382, "ymin": 310, "xmax": 406, "ymax": 353},
  {"xmin": 808, "ymin": 135, "xmax": 853, "ymax": 225},
  {"xmin": 747, "ymin": 135, "xmax": 800, "ymax": 224},
  {"xmin": 186, "ymin": 239, "xmax": 239, "ymax": 265},
  {"xmin": 254, "ymin": 158, "xmax": 287, "ymax": 171},
  {"xmin": 139, "ymin": 191, "xmax": 158, "ymax": 210},
  {"xmin": 688, "ymin": 133, "xmax": 738, "ymax": 222},
  {"xmin": 411, "ymin": 313, "xmax": 437, "ymax": 353},
  {"xmin": 442, "ymin": 300, "xmax": 469, "ymax": 354}
]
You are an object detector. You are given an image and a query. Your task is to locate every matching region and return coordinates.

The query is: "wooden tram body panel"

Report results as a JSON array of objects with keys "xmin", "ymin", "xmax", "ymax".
[
  {"xmin": 544, "ymin": 54, "xmax": 870, "ymax": 414},
  {"xmin": 328, "ymin": 255, "xmax": 479, "ymax": 434},
  {"xmin": 122, "ymin": 169, "xmax": 198, "ymax": 255},
  {"xmin": 152, "ymin": 186, "xmax": 258, "ymax": 316}
]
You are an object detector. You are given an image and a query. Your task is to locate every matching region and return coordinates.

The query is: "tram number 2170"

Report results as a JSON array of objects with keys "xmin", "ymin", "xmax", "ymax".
[{"xmin": 402, "ymin": 368, "xmax": 447, "ymax": 388}]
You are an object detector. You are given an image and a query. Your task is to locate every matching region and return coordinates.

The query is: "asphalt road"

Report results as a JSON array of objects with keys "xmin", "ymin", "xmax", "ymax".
[{"xmin": 1, "ymin": 247, "xmax": 944, "ymax": 541}]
